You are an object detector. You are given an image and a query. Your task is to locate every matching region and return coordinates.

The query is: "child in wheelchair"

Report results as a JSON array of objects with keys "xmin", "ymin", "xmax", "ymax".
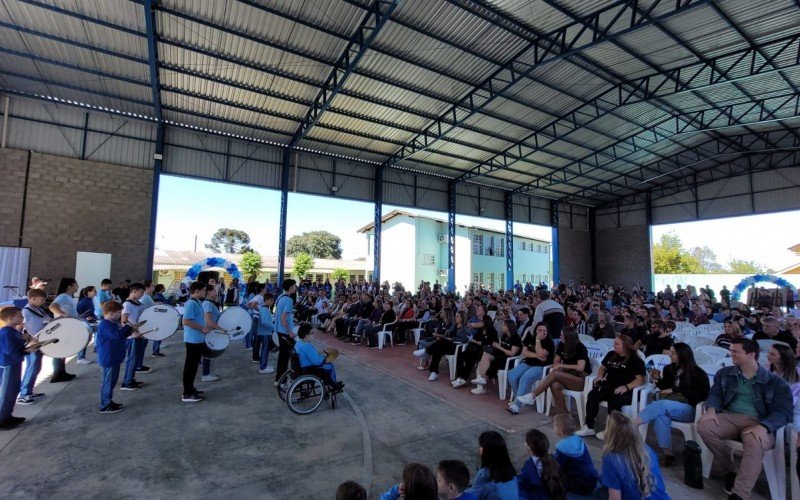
[{"xmin": 294, "ymin": 323, "xmax": 345, "ymax": 393}]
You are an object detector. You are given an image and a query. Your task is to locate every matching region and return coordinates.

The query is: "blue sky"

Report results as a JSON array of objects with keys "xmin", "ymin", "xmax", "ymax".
[{"xmin": 155, "ymin": 175, "xmax": 799, "ymax": 270}]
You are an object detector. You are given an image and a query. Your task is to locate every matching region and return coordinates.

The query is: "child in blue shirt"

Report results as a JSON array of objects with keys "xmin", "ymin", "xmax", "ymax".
[
  {"xmin": 518, "ymin": 429, "xmax": 566, "ymax": 500},
  {"xmin": 257, "ymin": 293, "xmax": 275, "ymax": 373},
  {"xmin": 294, "ymin": 324, "xmax": 343, "ymax": 392},
  {"xmin": 552, "ymin": 414, "xmax": 598, "ymax": 496},
  {"xmin": 468, "ymin": 431, "xmax": 519, "ymax": 500},
  {"xmin": 96, "ymin": 301, "xmax": 144, "ymax": 414},
  {"xmin": 380, "ymin": 463, "xmax": 438, "ymax": 500},
  {"xmin": 17, "ymin": 288, "xmax": 49, "ymax": 405},
  {"xmin": 1, "ymin": 307, "xmax": 37, "ymax": 429},
  {"xmin": 437, "ymin": 460, "xmax": 477, "ymax": 500}
]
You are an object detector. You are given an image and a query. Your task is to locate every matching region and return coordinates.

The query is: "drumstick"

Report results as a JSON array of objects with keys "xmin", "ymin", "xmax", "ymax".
[{"xmin": 138, "ymin": 327, "xmax": 160, "ymax": 335}]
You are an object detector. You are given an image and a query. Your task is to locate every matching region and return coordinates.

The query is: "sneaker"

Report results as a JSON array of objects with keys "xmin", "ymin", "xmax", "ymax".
[
  {"xmin": 110, "ymin": 402, "xmax": 124, "ymax": 409},
  {"xmin": 259, "ymin": 367, "xmax": 276, "ymax": 374},
  {"xmin": 244, "ymin": 347, "xmax": 253, "ymax": 351},
  {"xmin": 596, "ymin": 431, "xmax": 606, "ymax": 440},
  {"xmin": 471, "ymin": 376, "xmax": 486, "ymax": 386},
  {"xmin": 452, "ymin": 378, "xmax": 467, "ymax": 389},
  {"xmin": 120, "ymin": 381, "xmax": 143, "ymax": 391},
  {"xmin": 251, "ymin": 359, "xmax": 259, "ymax": 363},
  {"xmin": 10, "ymin": 416, "xmax": 25, "ymax": 424},
  {"xmin": 516, "ymin": 393, "xmax": 536, "ymax": 406},
  {"xmin": 723, "ymin": 472, "xmax": 737, "ymax": 495},
  {"xmin": 76, "ymin": 358, "xmax": 93, "ymax": 365},
  {"xmin": 31, "ymin": 393, "xmax": 45, "ymax": 399},
  {"xmin": 50, "ymin": 373, "xmax": 76, "ymax": 383},
  {"xmin": 0, "ymin": 419, "xmax": 21, "ymax": 430},
  {"xmin": 201, "ymin": 374, "xmax": 220, "ymax": 382},
  {"xmin": 181, "ymin": 394, "xmax": 204, "ymax": 403},
  {"xmin": 470, "ymin": 385, "xmax": 487, "ymax": 395},
  {"xmin": 417, "ymin": 364, "xmax": 428, "ymax": 371},
  {"xmin": 412, "ymin": 349, "xmax": 426, "ymax": 357},
  {"xmin": 151, "ymin": 352, "xmax": 166, "ymax": 358},
  {"xmin": 16, "ymin": 395, "xmax": 36, "ymax": 405},
  {"xmin": 575, "ymin": 425, "xmax": 595, "ymax": 437},
  {"xmin": 99, "ymin": 405, "xmax": 124, "ymax": 414},
  {"xmin": 506, "ymin": 403, "xmax": 520, "ymax": 415},
  {"xmin": 193, "ymin": 390, "xmax": 204, "ymax": 396},
  {"xmin": 428, "ymin": 372, "xmax": 438, "ymax": 381},
  {"xmin": 135, "ymin": 366, "xmax": 152, "ymax": 373}
]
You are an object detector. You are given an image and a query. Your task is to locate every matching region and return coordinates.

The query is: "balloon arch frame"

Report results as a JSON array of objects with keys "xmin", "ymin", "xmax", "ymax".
[
  {"xmin": 183, "ymin": 257, "xmax": 242, "ymax": 284},
  {"xmin": 730, "ymin": 274, "xmax": 796, "ymax": 301}
]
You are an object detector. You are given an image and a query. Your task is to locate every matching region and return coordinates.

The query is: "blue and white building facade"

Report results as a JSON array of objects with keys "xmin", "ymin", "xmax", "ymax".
[{"xmin": 359, "ymin": 210, "xmax": 550, "ymax": 293}]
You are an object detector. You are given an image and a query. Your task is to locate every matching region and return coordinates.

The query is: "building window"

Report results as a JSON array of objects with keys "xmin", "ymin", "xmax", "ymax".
[
  {"xmin": 488, "ymin": 273, "xmax": 495, "ymax": 289},
  {"xmin": 473, "ymin": 234, "xmax": 483, "ymax": 255},
  {"xmin": 499, "ymin": 238, "xmax": 504, "ymax": 257},
  {"xmin": 499, "ymin": 273, "xmax": 504, "ymax": 290},
  {"xmin": 472, "ymin": 273, "xmax": 479, "ymax": 286},
  {"xmin": 420, "ymin": 254, "xmax": 435, "ymax": 265},
  {"xmin": 487, "ymin": 236, "xmax": 495, "ymax": 256},
  {"xmin": 479, "ymin": 272, "xmax": 484, "ymax": 286}
]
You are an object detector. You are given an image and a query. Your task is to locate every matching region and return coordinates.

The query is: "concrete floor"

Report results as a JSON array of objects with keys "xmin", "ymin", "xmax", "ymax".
[{"xmin": 0, "ymin": 331, "xmax": 774, "ymax": 499}]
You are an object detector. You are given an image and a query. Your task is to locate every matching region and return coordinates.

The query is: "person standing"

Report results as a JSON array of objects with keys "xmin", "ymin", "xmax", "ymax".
[
  {"xmin": 697, "ymin": 338, "xmax": 793, "ymax": 500},
  {"xmin": 16, "ymin": 289, "xmax": 49, "ymax": 405},
  {"xmin": 120, "ymin": 283, "xmax": 147, "ymax": 391},
  {"xmin": 49, "ymin": 278, "xmax": 86, "ymax": 380},
  {"xmin": 200, "ymin": 285, "xmax": 222, "ymax": 382},
  {"xmin": 180, "ymin": 282, "xmax": 210, "ymax": 402},
  {"xmin": 274, "ymin": 279, "xmax": 297, "ymax": 385}
]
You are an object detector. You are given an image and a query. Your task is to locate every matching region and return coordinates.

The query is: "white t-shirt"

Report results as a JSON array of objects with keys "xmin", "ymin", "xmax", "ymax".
[
  {"xmin": 122, "ymin": 300, "xmax": 146, "ymax": 324},
  {"xmin": 52, "ymin": 293, "xmax": 78, "ymax": 317}
]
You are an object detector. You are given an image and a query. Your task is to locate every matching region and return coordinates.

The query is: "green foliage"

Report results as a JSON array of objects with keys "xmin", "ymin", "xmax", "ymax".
[
  {"xmin": 728, "ymin": 259, "xmax": 773, "ymax": 275},
  {"xmin": 653, "ymin": 233, "xmax": 703, "ymax": 274},
  {"xmin": 206, "ymin": 228, "xmax": 251, "ymax": 254},
  {"xmin": 330, "ymin": 268, "xmax": 350, "ymax": 282},
  {"xmin": 691, "ymin": 246, "xmax": 724, "ymax": 274},
  {"xmin": 292, "ymin": 253, "xmax": 315, "ymax": 279},
  {"xmin": 287, "ymin": 231, "xmax": 342, "ymax": 259},
  {"xmin": 239, "ymin": 251, "xmax": 262, "ymax": 282}
]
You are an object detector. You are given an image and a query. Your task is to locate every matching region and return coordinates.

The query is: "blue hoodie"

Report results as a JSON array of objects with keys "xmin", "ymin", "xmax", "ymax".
[
  {"xmin": 517, "ymin": 456, "xmax": 549, "ymax": 500},
  {"xmin": 553, "ymin": 435, "xmax": 598, "ymax": 495},
  {"xmin": 469, "ymin": 468, "xmax": 519, "ymax": 500}
]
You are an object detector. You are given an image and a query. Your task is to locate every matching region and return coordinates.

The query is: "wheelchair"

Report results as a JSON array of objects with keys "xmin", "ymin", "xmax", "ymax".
[{"xmin": 276, "ymin": 343, "xmax": 341, "ymax": 415}]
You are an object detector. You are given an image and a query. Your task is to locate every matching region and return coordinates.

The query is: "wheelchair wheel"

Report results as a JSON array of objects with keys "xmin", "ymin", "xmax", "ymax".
[
  {"xmin": 286, "ymin": 375, "xmax": 325, "ymax": 415},
  {"xmin": 276, "ymin": 370, "xmax": 293, "ymax": 401}
]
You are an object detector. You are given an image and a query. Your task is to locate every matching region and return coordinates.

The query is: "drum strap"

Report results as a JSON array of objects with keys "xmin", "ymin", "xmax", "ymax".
[
  {"xmin": 126, "ymin": 299, "xmax": 142, "ymax": 306},
  {"xmin": 24, "ymin": 306, "xmax": 46, "ymax": 318}
]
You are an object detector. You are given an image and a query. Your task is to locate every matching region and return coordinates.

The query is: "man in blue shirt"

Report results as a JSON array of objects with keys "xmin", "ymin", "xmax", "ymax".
[
  {"xmin": 274, "ymin": 279, "xmax": 297, "ymax": 385},
  {"xmin": 293, "ymin": 324, "xmax": 342, "ymax": 392},
  {"xmin": 180, "ymin": 282, "xmax": 211, "ymax": 403}
]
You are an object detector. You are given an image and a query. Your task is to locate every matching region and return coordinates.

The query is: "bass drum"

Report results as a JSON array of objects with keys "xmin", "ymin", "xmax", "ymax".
[
  {"xmin": 37, "ymin": 318, "xmax": 91, "ymax": 358},
  {"xmin": 218, "ymin": 307, "xmax": 252, "ymax": 342},
  {"xmin": 203, "ymin": 331, "xmax": 230, "ymax": 359},
  {"xmin": 139, "ymin": 305, "xmax": 181, "ymax": 341}
]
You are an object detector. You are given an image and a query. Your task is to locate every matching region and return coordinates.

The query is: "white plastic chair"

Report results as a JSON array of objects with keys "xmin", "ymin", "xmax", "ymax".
[
  {"xmin": 583, "ymin": 341, "xmax": 610, "ymax": 361},
  {"xmin": 790, "ymin": 427, "xmax": 799, "ymax": 500},
  {"xmin": 445, "ymin": 343, "xmax": 466, "ymax": 381},
  {"xmin": 497, "ymin": 355, "xmax": 523, "ymax": 400},
  {"xmin": 693, "ymin": 345, "xmax": 729, "ymax": 364},
  {"xmin": 487, "ymin": 311, "xmax": 496, "ymax": 320},
  {"xmin": 687, "ymin": 336, "xmax": 715, "ymax": 348},
  {"xmin": 409, "ymin": 320, "xmax": 429, "ymax": 346},
  {"xmin": 670, "ymin": 331, "xmax": 692, "ymax": 344},
  {"xmin": 547, "ymin": 357, "xmax": 600, "ymax": 426},
  {"xmin": 376, "ymin": 320, "xmax": 397, "ymax": 349},
  {"xmin": 757, "ymin": 338, "xmax": 790, "ymax": 352},
  {"xmin": 700, "ymin": 425, "xmax": 786, "ymax": 500},
  {"xmin": 595, "ymin": 338, "xmax": 615, "ymax": 351},
  {"xmin": 692, "ymin": 351, "xmax": 716, "ymax": 366},
  {"xmin": 673, "ymin": 322, "xmax": 693, "ymax": 331},
  {"xmin": 578, "ymin": 334, "xmax": 594, "ymax": 344},
  {"xmin": 644, "ymin": 354, "xmax": 671, "ymax": 375}
]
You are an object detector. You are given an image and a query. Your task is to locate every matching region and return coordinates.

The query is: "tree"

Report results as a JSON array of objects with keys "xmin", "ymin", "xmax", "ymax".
[
  {"xmin": 728, "ymin": 259, "xmax": 770, "ymax": 274},
  {"xmin": 292, "ymin": 253, "xmax": 315, "ymax": 279},
  {"xmin": 330, "ymin": 268, "xmax": 350, "ymax": 282},
  {"xmin": 690, "ymin": 245, "xmax": 724, "ymax": 273},
  {"xmin": 652, "ymin": 233, "xmax": 702, "ymax": 274},
  {"xmin": 206, "ymin": 228, "xmax": 251, "ymax": 254},
  {"xmin": 239, "ymin": 251, "xmax": 262, "ymax": 282},
  {"xmin": 287, "ymin": 231, "xmax": 342, "ymax": 259}
]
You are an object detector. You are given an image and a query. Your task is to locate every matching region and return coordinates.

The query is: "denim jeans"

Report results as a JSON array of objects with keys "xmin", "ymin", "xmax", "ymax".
[
  {"xmin": 77, "ymin": 347, "xmax": 86, "ymax": 360},
  {"xmin": 202, "ymin": 358, "xmax": 211, "ymax": 376},
  {"xmin": 122, "ymin": 339, "xmax": 137, "ymax": 385},
  {"xmin": 418, "ymin": 337, "xmax": 436, "ymax": 361},
  {"xmin": 507, "ymin": 363, "xmax": 544, "ymax": 399},
  {"xmin": 20, "ymin": 351, "xmax": 42, "ymax": 397},
  {"xmin": 134, "ymin": 338, "xmax": 148, "ymax": 369},
  {"xmin": 638, "ymin": 399, "xmax": 694, "ymax": 450},
  {"xmin": 100, "ymin": 364, "xmax": 121, "ymax": 408},
  {"xmin": 245, "ymin": 317, "xmax": 258, "ymax": 349},
  {"xmin": 258, "ymin": 335, "xmax": 274, "ymax": 370},
  {"xmin": 151, "ymin": 340, "xmax": 161, "ymax": 354},
  {"xmin": 0, "ymin": 363, "xmax": 22, "ymax": 422}
]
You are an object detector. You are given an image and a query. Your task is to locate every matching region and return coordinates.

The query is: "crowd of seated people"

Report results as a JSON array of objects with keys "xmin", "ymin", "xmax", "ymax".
[{"xmin": 310, "ymin": 278, "xmax": 799, "ymax": 499}]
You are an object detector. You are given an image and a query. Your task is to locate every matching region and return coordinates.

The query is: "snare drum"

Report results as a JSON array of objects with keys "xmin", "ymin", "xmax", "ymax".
[
  {"xmin": 139, "ymin": 305, "xmax": 181, "ymax": 341},
  {"xmin": 203, "ymin": 331, "xmax": 230, "ymax": 359},
  {"xmin": 37, "ymin": 318, "xmax": 91, "ymax": 358},
  {"xmin": 218, "ymin": 307, "xmax": 252, "ymax": 342}
]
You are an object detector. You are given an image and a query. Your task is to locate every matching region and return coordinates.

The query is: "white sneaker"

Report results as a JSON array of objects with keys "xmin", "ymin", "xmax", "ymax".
[
  {"xmin": 506, "ymin": 403, "xmax": 520, "ymax": 415},
  {"xmin": 201, "ymin": 374, "xmax": 220, "ymax": 382},
  {"xmin": 470, "ymin": 385, "xmax": 486, "ymax": 395},
  {"xmin": 76, "ymin": 359, "xmax": 93, "ymax": 365},
  {"xmin": 575, "ymin": 425, "xmax": 595, "ymax": 437},
  {"xmin": 259, "ymin": 367, "xmax": 276, "ymax": 374},
  {"xmin": 596, "ymin": 431, "xmax": 606, "ymax": 440},
  {"xmin": 471, "ymin": 376, "xmax": 486, "ymax": 385},
  {"xmin": 428, "ymin": 372, "xmax": 438, "ymax": 381},
  {"xmin": 452, "ymin": 378, "xmax": 466, "ymax": 388},
  {"xmin": 412, "ymin": 349, "xmax": 426, "ymax": 357},
  {"xmin": 516, "ymin": 393, "xmax": 536, "ymax": 406}
]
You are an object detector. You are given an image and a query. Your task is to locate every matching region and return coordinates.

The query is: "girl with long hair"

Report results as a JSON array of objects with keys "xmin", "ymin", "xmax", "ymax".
[
  {"xmin": 600, "ymin": 412, "xmax": 669, "ymax": 499},
  {"xmin": 518, "ymin": 428, "xmax": 566, "ymax": 500},
  {"xmin": 768, "ymin": 343, "xmax": 800, "ymax": 405},
  {"xmin": 469, "ymin": 431, "xmax": 519, "ymax": 499},
  {"xmin": 506, "ymin": 322, "xmax": 554, "ymax": 414},
  {"xmin": 715, "ymin": 320, "xmax": 744, "ymax": 350},
  {"xmin": 635, "ymin": 342, "xmax": 710, "ymax": 466},
  {"xmin": 380, "ymin": 462, "xmax": 438, "ymax": 500},
  {"xmin": 470, "ymin": 319, "xmax": 521, "ymax": 396}
]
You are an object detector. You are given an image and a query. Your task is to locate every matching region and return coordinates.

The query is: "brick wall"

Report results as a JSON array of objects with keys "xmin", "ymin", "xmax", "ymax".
[
  {"xmin": 0, "ymin": 148, "xmax": 153, "ymax": 283},
  {"xmin": 557, "ymin": 227, "xmax": 592, "ymax": 285},
  {"xmin": 0, "ymin": 149, "xmax": 27, "ymax": 246},
  {"xmin": 594, "ymin": 225, "xmax": 652, "ymax": 289}
]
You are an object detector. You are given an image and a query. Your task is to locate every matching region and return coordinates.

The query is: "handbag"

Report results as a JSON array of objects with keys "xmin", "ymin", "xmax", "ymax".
[{"xmin": 683, "ymin": 440, "xmax": 704, "ymax": 489}]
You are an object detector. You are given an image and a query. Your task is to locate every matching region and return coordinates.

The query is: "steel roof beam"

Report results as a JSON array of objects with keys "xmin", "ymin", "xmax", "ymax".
[
  {"xmin": 143, "ymin": 0, "xmax": 162, "ymax": 124},
  {"xmin": 289, "ymin": 0, "xmax": 398, "ymax": 147},
  {"xmin": 382, "ymin": 0, "xmax": 709, "ymax": 167},
  {"xmin": 456, "ymin": 31, "xmax": 800, "ymax": 182}
]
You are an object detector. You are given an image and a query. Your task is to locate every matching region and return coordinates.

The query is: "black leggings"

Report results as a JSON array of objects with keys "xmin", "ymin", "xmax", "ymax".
[
  {"xmin": 456, "ymin": 345, "xmax": 482, "ymax": 380},
  {"xmin": 183, "ymin": 342, "xmax": 204, "ymax": 395},
  {"xmin": 585, "ymin": 385, "xmax": 634, "ymax": 428},
  {"xmin": 427, "ymin": 339, "xmax": 456, "ymax": 374}
]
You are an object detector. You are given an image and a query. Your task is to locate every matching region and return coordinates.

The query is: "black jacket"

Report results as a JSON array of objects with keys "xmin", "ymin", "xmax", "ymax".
[{"xmin": 656, "ymin": 363, "xmax": 710, "ymax": 407}]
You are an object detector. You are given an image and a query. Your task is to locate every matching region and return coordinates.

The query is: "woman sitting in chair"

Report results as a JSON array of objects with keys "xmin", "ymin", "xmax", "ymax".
[
  {"xmin": 714, "ymin": 319, "xmax": 745, "ymax": 350},
  {"xmin": 294, "ymin": 324, "xmax": 344, "ymax": 392},
  {"xmin": 634, "ymin": 342, "xmax": 709, "ymax": 467}
]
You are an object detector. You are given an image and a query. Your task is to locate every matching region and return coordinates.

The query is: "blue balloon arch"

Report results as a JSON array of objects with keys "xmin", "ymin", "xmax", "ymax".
[
  {"xmin": 183, "ymin": 257, "xmax": 242, "ymax": 283},
  {"xmin": 730, "ymin": 274, "xmax": 796, "ymax": 301}
]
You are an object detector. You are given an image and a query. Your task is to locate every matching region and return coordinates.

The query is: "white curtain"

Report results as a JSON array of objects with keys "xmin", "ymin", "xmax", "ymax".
[{"xmin": 0, "ymin": 246, "xmax": 30, "ymax": 302}]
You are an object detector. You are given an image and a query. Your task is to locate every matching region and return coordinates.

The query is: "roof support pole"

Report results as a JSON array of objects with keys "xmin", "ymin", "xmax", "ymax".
[
  {"xmin": 373, "ymin": 164, "xmax": 384, "ymax": 285},
  {"xmin": 505, "ymin": 192, "xmax": 514, "ymax": 292},
  {"xmin": 588, "ymin": 208, "xmax": 597, "ymax": 284},
  {"xmin": 277, "ymin": 149, "xmax": 291, "ymax": 285},
  {"xmin": 447, "ymin": 181, "xmax": 456, "ymax": 293},
  {"xmin": 144, "ymin": 0, "xmax": 163, "ymax": 279},
  {"xmin": 79, "ymin": 112, "xmax": 89, "ymax": 160},
  {"xmin": 550, "ymin": 201, "xmax": 560, "ymax": 287}
]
